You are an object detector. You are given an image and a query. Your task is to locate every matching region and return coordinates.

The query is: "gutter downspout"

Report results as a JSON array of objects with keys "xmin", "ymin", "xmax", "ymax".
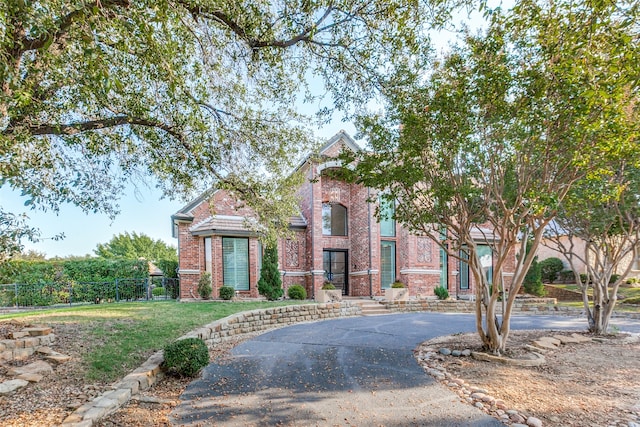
[
  {"xmin": 368, "ymin": 187, "xmax": 373, "ymax": 297},
  {"xmin": 310, "ymin": 163, "xmax": 315, "ymax": 300}
]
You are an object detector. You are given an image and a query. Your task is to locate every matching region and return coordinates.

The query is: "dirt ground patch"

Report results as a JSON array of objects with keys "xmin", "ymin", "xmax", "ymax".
[
  {"xmin": 417, "ymin": 330, "xmax": 640, "ymax": 427},
  {"xmin": 0, "ymin": 320, "xmax": 639, "ymax": 426}
]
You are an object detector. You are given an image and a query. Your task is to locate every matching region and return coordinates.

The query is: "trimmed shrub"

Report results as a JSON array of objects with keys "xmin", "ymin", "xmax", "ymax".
[
  {"xmin": 322, "ymin": 282, "xmax": 336, "ymax": 290},
  {"xmin": 219, "ymin": 286, "xmax": 235, "ymax": 300},
  {"xmin": 257, "ymin": 245, "xmax": 283, "ymax": 301},
  {"xmin": 558, "ymin": 270, "xmax": 575, "ymax": 283},
  {"xmin": 391, "ymin": 281, "xmax": 405, "ymax": 288},
  {"xmin": 288, "ymin": 284, "xmax": 307, "ymax": 300},
  {"xmin": 434, "ymin": 286, "xmax": 449, "ymax": 300},
  {"xmin": 524, "ymin": 257, "xmax": 545, "ymax": 296},
  {"xmin": 622, "ymin": 296, "xmax": 640, "ymax": 305},
  {"xmin": 197, "ymin": 272, "xmax": 212, "ymax": 299},
  {"xmin": 163, "ymin": 338, "xmax": 209, "ymax": 377},
  {"xmin": 609, "ymin": 274, "xmax": 620, "ymax": 284},
  {"xmin": 152, "ymin": 287, "xmax": 165, "ymax": 297},
  {"xmin": 539, "ymin": 258, "xmax": 564, "ymax": 283},
  {"xmin": 579, "ymin": 273, "xmax": 592, "ymax": 285}
]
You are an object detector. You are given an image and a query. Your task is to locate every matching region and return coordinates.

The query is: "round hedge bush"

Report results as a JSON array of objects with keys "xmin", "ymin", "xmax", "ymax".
[
  {"xmin": 287, "ymin": 284, "xmax": 307, "ymax": 300},
  {"xmin": 152, "ymin": 287, "xmax": 165, "ymax": 297},
  {"xmin": 163, "ymin": 338, "xmax": 209, "ymax": 377},
  {"xmin": 219, "ymin": 286, "xmax": 235, "ymax": 300},
  {"xmin": 321, "ymin": 282, "xmax": 336, "ymax": 290}
]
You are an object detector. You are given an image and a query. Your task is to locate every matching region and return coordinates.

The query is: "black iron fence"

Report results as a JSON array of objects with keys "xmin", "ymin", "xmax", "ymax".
[{"xmin": 0, "ymin": 277, "xmax": 180, "ymax": 308}]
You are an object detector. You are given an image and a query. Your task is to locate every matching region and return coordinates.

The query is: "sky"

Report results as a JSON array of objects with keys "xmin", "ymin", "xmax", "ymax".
[{"xmin": 2, "ymin": 6, "xmax": 492, "ymax": 259}]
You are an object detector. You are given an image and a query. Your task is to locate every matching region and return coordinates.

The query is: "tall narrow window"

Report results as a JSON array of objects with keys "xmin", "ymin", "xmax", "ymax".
[
  {"xmin": 439, "ymin": 247, "xmax": 448, "ymax": 289},
  {"xmin": 204, "ymin": 237, "xmax": 212, "ymax": 273},
  {"xmin": 381, "ymin": 241, "xmax": 396, "ymax": 289},
  {"xmin": 459, "ymin": 249, "xmax": 469, "ymax": 290},
  {"xmin": 477, "ymin": 245, "xmax": 493, "ymax": 285},
  {"xmin": 322, "ymin": 203, "xmax": 347, "ymax": 236},
  {"xmin": 223, "ymin": 238, "xmax": 249, "ymax": 290},
  {"xmin": 379, "ymin": 197, "xmax": 396, "ymax": 237}
]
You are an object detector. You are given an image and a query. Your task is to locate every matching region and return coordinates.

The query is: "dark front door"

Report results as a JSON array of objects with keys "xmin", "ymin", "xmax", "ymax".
[{"xmin": 323, "ymin": 250, "xmax": 348, "ymax": 295}]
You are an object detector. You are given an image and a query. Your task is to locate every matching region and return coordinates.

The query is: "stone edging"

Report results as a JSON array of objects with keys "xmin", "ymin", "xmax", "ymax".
[{"xmin": 59, "ymin": 302, "xmax": 362, "ymax": 427}]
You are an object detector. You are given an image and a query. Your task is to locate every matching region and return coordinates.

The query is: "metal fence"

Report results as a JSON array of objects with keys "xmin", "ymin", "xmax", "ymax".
[{"xmin": 0, "ymin": 277, "xmax": 180, "ymax": 308}]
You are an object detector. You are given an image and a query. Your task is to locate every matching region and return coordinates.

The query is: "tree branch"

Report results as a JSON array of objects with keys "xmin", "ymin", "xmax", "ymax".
[
  {"xmin": 15, "ymin": 0, "xmax": 131, "ymax": 55},
  {"xmin": 18, "ymin": 116, "xmax": 184, "ymax": 141}
]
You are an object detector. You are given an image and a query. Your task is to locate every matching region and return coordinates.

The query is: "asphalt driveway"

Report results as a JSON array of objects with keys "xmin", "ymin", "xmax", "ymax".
[{"xmin": 171, "ymin": 313, "xmax": 640, "ymax": 426}]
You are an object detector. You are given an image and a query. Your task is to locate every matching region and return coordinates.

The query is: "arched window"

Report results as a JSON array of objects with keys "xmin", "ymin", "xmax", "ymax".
[{"xmin": 322, "ymin": 203, "xmax": 347, "ymax": 236}]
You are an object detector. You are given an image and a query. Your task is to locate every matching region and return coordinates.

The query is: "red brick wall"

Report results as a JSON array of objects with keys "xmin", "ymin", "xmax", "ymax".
[{"xmin": 175, "ymin": 139, "xmax": 518, "ymax": 301}]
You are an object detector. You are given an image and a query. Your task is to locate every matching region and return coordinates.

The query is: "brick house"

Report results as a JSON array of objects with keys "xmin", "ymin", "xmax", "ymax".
[{"xmin": 172, "ymin": 131, "xmax": 499, "ymax": 300}]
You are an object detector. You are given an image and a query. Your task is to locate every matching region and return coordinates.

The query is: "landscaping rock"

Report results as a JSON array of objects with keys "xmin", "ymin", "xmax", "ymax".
[
  {"xmin": 538, "ymin": 336, "xmax": 561, "ymax": 346},
  {"xmin": 0, "ymin": 379, "xmax": 29, "ymax": 395},
  {"xmin": 7, "ymin": 360, "xmax": 53, "ymax": 376},
  {"xmin": 23, "ymin": 327, "xmax": 52, "ymax": 336},
  {"xmin": 532, "ymin": 340, "xmax": 558, "ymax": 350},
  {"xmin": 527, "ymin": 416, "xmax": 543, "ymax": 427},
  {"xmin": 17, "ymin": 373, "xmax": 43, "ymax": 383},
  {"xmin": 570, "ymin": 333, "xmax": 592, "ymax": 343},
  {"xmin": 44, "ymin": 352, "xmax": 72, "ymax": 364},
  {"xmin": 451, "ymin": 350, "xmax": 462, "ymax": 357},
  {"xmin": 439, "ymin": 348, "xmax": 452, "ymax": 355}
]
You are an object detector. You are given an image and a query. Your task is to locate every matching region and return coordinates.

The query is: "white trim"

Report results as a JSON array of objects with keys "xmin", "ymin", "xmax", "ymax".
[
  {"xmin": 502, "ymin": 273, "xmax": 515, "ymax": 277},
  {"xmin": 280, "ymin": 271, "xmax": 309, "ymax": 277},
  {"xmin": 350, "ymin": 270, "xmax": 378, "ymax": 276},
  {"xmin": 311, "ymin": 270, "xmax": 326, "ymax": 276},
  {"xmin": 400, "ymin": 268, "xmax": 442, "ymax": 275},
  {"xmin": 178, "ymin": 269, "xmax": 200, "ymax": 274}
]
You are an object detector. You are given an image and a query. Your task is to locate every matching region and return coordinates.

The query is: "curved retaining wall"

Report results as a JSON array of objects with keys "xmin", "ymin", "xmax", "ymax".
[
  {"xmin": 382, "ymin": 298, "xmax": 561, "ymax": 313},
  {"xmin": 60, "ymin": 302, "xmax": 362, "ymax": 427}
]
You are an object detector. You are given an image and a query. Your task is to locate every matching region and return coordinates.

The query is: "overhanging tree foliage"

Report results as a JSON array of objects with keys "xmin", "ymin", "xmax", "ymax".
[
  {"xmin": 1, "ymin": 0, "xmax": 434, "ymax": 254},
  {"xmin": 346, "ymin": 0, "xmax": 639, "ymax": 353}
]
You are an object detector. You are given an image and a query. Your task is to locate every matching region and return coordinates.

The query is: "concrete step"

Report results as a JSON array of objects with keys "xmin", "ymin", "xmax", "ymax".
[{"xmin": 356, "ymin": 300, "xmax": 390, "ymax": 316}]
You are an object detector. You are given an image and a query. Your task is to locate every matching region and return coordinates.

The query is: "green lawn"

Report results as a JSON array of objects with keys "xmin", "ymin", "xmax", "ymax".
[
  {"xmin": 0, "ymin": 300, "xmax": 305, "ymax": 383},
  {"xmin": 552, "ymin": 284, "xmax": 640, "ymax": 300}
]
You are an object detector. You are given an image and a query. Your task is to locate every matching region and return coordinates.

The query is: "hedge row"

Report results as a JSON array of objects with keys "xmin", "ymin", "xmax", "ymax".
[{"xmin": 0, "ymin": 259, "xmax": 157, "ymax": 285}]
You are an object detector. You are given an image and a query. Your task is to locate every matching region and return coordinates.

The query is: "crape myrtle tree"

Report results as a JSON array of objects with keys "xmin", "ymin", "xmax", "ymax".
[
  {"xmin": 545, "ymin": 164, "xmax": 640, "ymax": 334},
  {"xmin": 344, "ymin": 0, "xmax": 639, "ymax": 353},
  {"xmin": 0, "ymin": 0, "xmax": 435, "ymax": 255}
]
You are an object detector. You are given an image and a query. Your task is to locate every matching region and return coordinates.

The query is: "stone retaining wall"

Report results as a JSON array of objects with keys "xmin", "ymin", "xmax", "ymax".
[
  {"xmin": 383, "ymin": 298, "xmax": 561, "ymax": 313},
  {"xmin": 60, "ymin": 302, "xmax": 362, "ymax": 427},
  {"xmin": 0, "ymin": 327, "xmax": 55, "ymax": 362}
]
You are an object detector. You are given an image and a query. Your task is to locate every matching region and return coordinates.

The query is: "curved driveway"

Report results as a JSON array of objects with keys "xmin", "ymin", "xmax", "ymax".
[{"xmin": 171, "ymin": 313, "xmax": 640, "ymax": 426}]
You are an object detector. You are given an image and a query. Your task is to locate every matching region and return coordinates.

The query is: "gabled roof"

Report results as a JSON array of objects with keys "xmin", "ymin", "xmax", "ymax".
[
  {"xmin": 318, "ymin": 130, "xmax": 361, "ymax": 155},
  {"xmin": 171, "ymin": 188, "xmax": 218, "ymax": 222}
]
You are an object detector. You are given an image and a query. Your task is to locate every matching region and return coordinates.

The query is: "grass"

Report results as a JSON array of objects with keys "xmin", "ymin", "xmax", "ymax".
[
  {"xmin": 551, "ymin": 283, "xmax": 640, "ymax": 300},
  {"xmin": 0, "ymin": 300, "xmax": 306, "ymax": 383}
]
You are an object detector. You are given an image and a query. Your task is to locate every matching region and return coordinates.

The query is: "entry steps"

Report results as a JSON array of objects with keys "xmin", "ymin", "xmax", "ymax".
[{"xmin": 351, "ymin": 299, "xmax": 389, "ymax": 316}]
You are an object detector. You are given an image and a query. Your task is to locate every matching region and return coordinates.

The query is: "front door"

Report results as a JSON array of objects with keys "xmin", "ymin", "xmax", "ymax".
[{"xmin": 323, "ymin": 250, "xmax": 348, "ymax": 295}]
